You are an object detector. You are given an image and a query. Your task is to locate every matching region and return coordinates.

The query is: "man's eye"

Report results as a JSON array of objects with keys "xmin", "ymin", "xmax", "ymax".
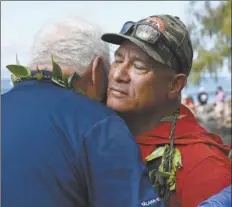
[
  {"xmin": 111, "ymin": 59, "xmax": 123, "ymax": 68},
  {"xmin": 133, "ymin": 63, "xmax": 146, "ymax": 70},
  {"xmin": 114, "ymin": 59, "xmax": 123, "ymax": 64}
]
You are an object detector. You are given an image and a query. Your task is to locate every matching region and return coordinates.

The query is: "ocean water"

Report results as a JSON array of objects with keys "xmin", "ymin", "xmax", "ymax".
[
  {"xmin": 1, "ymin": 79, "xmax": 13, "ymax": 95},
  {"xmin": 1, "ymin": 77, "xmax": 231, "ymax": 103}
]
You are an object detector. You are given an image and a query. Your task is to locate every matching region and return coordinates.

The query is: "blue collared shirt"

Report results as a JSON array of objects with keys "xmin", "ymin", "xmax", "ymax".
[{"xmin": 2, "ymin": 80, "xmax": 163, "ymax": 207}]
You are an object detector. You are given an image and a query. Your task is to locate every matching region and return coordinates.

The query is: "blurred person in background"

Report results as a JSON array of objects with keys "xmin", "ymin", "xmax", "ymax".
[
  {"xmin": 197, "ymin": 87, "xmax": 208, "ymax": 113},
  {"xmin": 224, "ymin": 100, "xmax": 232, "ymax": 128},
  {"xmin": 2, "ymin": 17, "xmax": 163, "ymax": 207},
  {"xmin": 102, "ymin": 14, "xmax": 231, "ymax": 207},
  {"xmin": 182, "ymin": 94, "xmax": 196, "ymax": 115},
  {"xmin": 215, "ymin": 86, "xmax": 226, "ymax": 129},
  {"xmin": 197, "ymin": 87, "xmax": 208, "ymax": 106}
]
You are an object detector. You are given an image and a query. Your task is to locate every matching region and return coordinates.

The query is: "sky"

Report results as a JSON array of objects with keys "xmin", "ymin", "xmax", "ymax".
[{"xmin": 1, "ymin": 1, "xmax": 227, "ymax": 79}]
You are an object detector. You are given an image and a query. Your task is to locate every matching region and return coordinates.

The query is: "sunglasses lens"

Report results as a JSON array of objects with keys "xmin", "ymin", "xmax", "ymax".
[
  {"xmin": 135, "ymin": 25, "xmax": 160, "ymax": 43},
  {"xmin": 120, "ymin": 21, "xmax": 134, "ymax": 34}
]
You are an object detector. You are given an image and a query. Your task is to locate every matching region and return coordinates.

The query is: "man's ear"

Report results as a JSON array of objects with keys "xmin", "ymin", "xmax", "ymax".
[
  {"xmin": 91, "ymin": 56, "xmax": 107, "ymax": 99},
  {"xmin": 168, "ymin": 74, "xmax": 187, "ymax": 99},
  {"xmin": 92, "ymin": 56, "xmax": 103, "ymax": 85}
]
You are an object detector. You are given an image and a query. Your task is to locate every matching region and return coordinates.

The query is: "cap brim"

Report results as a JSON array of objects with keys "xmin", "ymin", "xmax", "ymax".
[{"xmin": 101, "ymin": 33, "xmax": 166, "ymax": 66}]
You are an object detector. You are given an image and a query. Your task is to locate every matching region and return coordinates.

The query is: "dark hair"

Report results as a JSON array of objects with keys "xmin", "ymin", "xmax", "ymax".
[{"xmin": 217, "ymin": 86, "xmax": 223, "ymax": 91}]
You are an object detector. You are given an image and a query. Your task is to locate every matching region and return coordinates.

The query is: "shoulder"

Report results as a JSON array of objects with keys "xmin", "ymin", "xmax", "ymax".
[
  {"xmin": 58, "ymin": 90, "xmax": 115, "ymax": 118},
  {"xmin": 177, "ymin": 154, "xmax": 231, "ymax": 207},
  {"xmin": 176, "ymin": 143, "xmax": 231, "ymax": 207},
  {"xmin": 177, "ymin": 142, "xmax": 230, "ymax": 176},
  {"xmin": 51, "ymin": 90, "xmax": 118, "ymax": 136},
  {"xmin": 84, "ymin": 115, "xmax": 131, "ymax": 140},
  {"xmin": 176, "ymin": 142, "xmax": 231, "ymax": 193}
]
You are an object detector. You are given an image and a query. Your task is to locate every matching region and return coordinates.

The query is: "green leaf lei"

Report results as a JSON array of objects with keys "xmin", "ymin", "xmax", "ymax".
[
  {"xmin": 6, "ymin": 55, "xmax": 85, "ymax": 95},
  {"xmin": 145, "ymin": 111, "xmax": 183, "ymax": 206}
]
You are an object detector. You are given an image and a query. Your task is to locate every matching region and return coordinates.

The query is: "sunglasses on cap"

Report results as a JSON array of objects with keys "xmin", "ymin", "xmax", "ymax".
[{"xmin": 119, "ymin": 21, "xmax": 182, "ymax": 73}]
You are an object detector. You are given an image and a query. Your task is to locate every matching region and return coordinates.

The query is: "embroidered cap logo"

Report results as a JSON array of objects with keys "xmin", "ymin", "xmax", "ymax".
[{"xmin": 144, "ymin": 17, "xmax": 165, "ymax": 32}]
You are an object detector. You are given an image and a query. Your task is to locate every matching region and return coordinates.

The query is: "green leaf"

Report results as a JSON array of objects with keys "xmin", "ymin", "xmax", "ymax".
[
  {"xmin": 63, "ymin": 76, "xmax": 69, "ymax": 87},
  {"xmin": 149, "ymin": 169, "xmax": 156, "ymax": 181},
  {"xmin": 16, "ymin": 54, "xmax": 20, "ymax": 65},
  {"xmin": 33, "ymin": 66, "xmax": 43, "ymax": 80},
  {"xmin": 172, "ymin": 148, "xmax": 183, "ymax": 170},
  {"xmin": 67, "ymin": 72, "xmax": 86, "ymax": 95},
  {"xmin": 160, "ymin": 115, "xmax": 186, "ymax": 122},
  {"xmin": 146, "ymin": 146, "xmax": 166, "ymax": 162},
  {"xmin": 11, "ymin": 74, "xmax": 19, "ymax": 86},
  {"xmin": 6, "ymin": 65, "xmax": 31, "ymax": 78},
  {"xmin": 35, "ymin": 71, "xmax": 44, "ymax": 80},
  {"xmin": 147, "ymin": 146, "xmax": 183, "ymax": 192},
  {"xmin": 158, "ymin": 171, "xmax": 171, "ymax": 178},
  {"xmin": 51, "ymin": 56, "xmax": 62, "ymax": 79},
  {"xmin": 51, "ymin": 77, "xmax": 67, "ymax": 88},
  {"xmin": 73, "ymin": 88, "xmax": 85, "ymax": 95},
  {"xmin": 68, "ymin": 72, "xmax": 81, "ymax": 88}
]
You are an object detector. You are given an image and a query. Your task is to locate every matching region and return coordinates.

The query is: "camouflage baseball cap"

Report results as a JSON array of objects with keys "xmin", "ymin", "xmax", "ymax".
[{"xmin": 101, "ymin": 15, "xmax": 193, "ymax": 75}]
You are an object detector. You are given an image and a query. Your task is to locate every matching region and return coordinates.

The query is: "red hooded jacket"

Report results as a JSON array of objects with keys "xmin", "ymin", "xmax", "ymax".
[{"xmin": 136, "ymin": 104, "xmax": 231, "ymax": 207}]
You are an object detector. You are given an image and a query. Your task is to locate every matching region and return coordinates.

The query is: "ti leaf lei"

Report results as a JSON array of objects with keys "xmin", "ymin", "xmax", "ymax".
[
  {"xmin": 6, "ymin": 55, "xmax": 85, "ymax": 95},
  {"xmin": 145, "ymin": 112, "xmax": 184, "ymax": 206}
]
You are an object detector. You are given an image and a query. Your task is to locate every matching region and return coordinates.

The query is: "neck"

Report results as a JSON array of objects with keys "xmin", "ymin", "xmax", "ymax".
[{"xmin": 120, "ymin": 101, "xmax": 180, "ymax": 136}]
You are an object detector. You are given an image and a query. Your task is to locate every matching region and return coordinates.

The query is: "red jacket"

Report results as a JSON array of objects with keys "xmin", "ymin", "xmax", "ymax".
[{"xmin": 136, "ymin": 104, "xmax": 231, "ymax": 207}]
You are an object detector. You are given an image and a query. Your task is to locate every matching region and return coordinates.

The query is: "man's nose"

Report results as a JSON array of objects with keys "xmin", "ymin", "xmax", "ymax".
[{"xmin": 112, "ymin": 62, "xmax": 130, "ymax": 83}]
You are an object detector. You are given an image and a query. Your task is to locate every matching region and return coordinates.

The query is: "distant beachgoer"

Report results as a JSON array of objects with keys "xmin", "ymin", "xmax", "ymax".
[
  {"xmin": 197, "ymin": 87, "xmax": 208, "ymax": 106},
  {"xmin": 215, "ymin": 86, "xmax": 226, "ymax": 128},
  {"xmin": 183, "ymin": 95, "xmax": 196, "ymax": 114},
  {"xmin": 224, "ymin": 100, "xmax": 232, "ymax": 127}
]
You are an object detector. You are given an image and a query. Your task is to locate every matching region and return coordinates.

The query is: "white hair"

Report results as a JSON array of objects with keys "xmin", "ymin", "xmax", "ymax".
[{"xmin": 29, "ymin": 16, "xmax": 110, "ymax": 75}]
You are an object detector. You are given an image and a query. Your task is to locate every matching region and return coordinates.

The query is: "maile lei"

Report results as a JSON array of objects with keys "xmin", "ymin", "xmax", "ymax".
[
  {"xmin": 145, "ymin": 112, "xmax": 184, "ymax": 206},
  {"xmin": 6, "ymin": 55, "xmax": 86, "ymax": 95}
]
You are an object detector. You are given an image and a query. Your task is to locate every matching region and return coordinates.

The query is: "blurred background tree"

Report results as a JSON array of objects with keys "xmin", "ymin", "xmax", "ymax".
[{"xmin": 186, "ymin": 1, "xmax": 231, "ymax": 85}]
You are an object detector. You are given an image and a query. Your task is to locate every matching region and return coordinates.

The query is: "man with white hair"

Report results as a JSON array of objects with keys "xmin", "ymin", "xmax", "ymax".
[{"xmin": 2, "ymin": 17, "xmax": 163, "ymax": 207}]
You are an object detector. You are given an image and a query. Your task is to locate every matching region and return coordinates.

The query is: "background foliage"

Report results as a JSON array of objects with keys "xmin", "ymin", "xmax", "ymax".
[{"xmin": 186, "ymin": 1, "xmax": 231, "ymax": 85}]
